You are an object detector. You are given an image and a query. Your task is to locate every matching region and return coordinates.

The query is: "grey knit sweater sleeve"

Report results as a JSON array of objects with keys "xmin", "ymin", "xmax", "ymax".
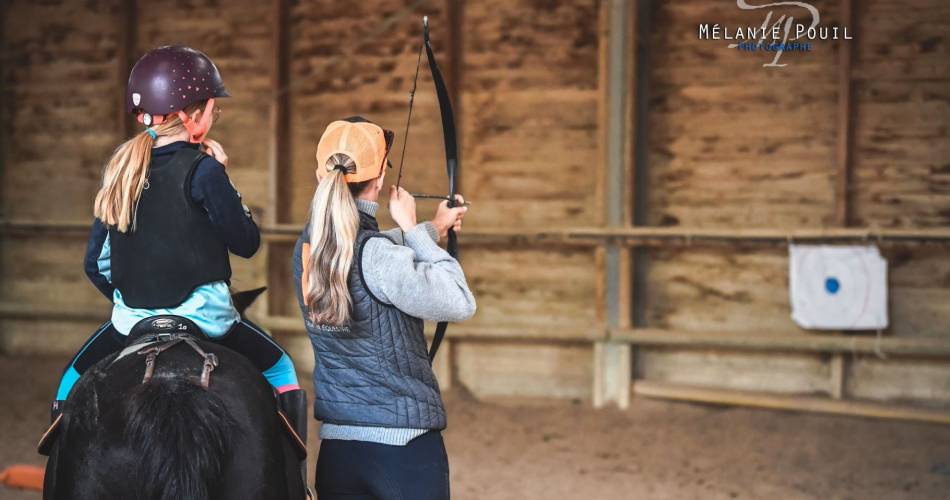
[{"xmin": 362, "ymin": 224, "xmax": 476, "ymax": 322}]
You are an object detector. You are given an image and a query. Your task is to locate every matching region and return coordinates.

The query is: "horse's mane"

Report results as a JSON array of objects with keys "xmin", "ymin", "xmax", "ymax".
[{"xmin": 124, "ymin": 374, "xmax": 236, "ymax": 500}]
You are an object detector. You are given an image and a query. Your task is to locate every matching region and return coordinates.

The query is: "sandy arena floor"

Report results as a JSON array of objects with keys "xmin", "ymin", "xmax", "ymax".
[{"xmin": 2, "ymin": 355, "xmax": 949, "ymax": 500}]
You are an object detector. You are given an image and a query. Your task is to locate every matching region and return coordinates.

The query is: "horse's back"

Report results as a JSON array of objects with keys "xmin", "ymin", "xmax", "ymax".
[{"xmin": 47, "ymin": 340, "xmax": 293, "ymax": 500}]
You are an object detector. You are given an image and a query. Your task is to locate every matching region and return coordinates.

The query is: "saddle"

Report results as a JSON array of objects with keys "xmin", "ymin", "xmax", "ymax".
[
  {"xmin": 116, "ymin": 315, "xmax": 219, "ymax": 388},
  {"xmin": 38, "ymin": 315, "xmax": 306, "ymax": 459}
]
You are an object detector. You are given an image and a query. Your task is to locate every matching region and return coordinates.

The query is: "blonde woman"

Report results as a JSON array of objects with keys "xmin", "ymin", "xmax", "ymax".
[
  {"xmin": 294, "ymin": 116, "xmax": 475, "ymax": 500},
  {"xmin": 48, "ymin": 47, "xmax": 307, "ymax": 477}
]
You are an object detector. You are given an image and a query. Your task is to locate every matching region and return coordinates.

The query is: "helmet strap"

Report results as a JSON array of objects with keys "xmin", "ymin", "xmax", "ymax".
[{"xmin": 177, "ymin": 98, "xmax": 215, "ymax": 144}]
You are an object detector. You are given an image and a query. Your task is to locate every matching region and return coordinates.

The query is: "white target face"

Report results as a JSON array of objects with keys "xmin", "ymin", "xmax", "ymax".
[{"xmin": 789, "ymin": 245, "xmax": 888, "ymax": 330}]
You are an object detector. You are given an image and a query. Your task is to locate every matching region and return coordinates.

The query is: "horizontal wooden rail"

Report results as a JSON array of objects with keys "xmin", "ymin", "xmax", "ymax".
[
  {"xmin": 0, "ymin": 302, "xmax": 109, "ymax": 322},
  {"xmin": 257, "ymin": 315, "xmax": 602, "ymax": 342},
  {"xmin": 633, "ymin": 381, "xmax": 950, "ymax": 426},
  {"xmin": 260, "ymin": 315, "xmax": 950, "ymax": 358},
  {"xmin": 1, "ymin": 303, "xmax": 947, "ymax": 359},
  {"xmin": 4, "ymin": 219, "xmax": 950, "ymax": 246},
  {"xmin": 611, "ymin": 328, "xmax": 950, "ymax": 357}
]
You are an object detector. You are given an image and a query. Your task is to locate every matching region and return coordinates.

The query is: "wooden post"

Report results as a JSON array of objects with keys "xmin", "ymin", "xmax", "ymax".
[
  {"xmin": 117, "ymin": 0, "xmax": 138, "ymax": 139},
  {"xmin": 432, "ymin": 339, "xmax": 453, "ymax": 391},
  {"xmin": 268, "ymin": 0, "xmax": 291, "ymax": 226},
  {"xmin": 831, "ymin": 0, "xmax": 855, "ymax": 401},
  {"xmin": 266, "ymin": 0, "xmax": 292, "ymax": 320},
  {"xmin": 593, "ymin": 0, "xmax": 635, "ymax": 407},
  {"xmin": 829, "ymin": 353, "xmax": 846, "ymax": 399},
  {"xmin": 593, "ymin": 341, "xmax": 632, "ymax": 408},
  {"xmin": 0, "ymin": 1, "xmax": 7, "ymax": 186},
  {"xmin": 834, "ymin": 0, "xmax": 854, "ymax": 226}
]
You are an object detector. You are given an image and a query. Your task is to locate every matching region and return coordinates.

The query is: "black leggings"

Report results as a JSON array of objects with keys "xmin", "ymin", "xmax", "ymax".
[
  {"xmin": 55, "ymin": 320, "xmax": 298, "ymax": 401},
  {"xmin": 316, "ymin": 431, "xmax": 450, "ymax": 500}
]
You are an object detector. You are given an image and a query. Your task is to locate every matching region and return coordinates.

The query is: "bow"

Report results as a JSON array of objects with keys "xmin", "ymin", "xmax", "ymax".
[{"xmin": 396, "ymin": 16, "xmax": 459, "ymax": 362}]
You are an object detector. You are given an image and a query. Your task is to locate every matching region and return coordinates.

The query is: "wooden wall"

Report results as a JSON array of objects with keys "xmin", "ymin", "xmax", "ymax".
[
  {"xmin": 636, "ymin": 0, "xmax": 950, "ymax": 408},
  {"xmin": 1, "ymin": 0, "xmax": 949, "ymax": 414}
]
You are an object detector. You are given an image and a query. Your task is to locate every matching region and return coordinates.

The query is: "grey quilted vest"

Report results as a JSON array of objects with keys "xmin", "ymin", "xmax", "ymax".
[{"xmin": 307, "ymin": 212, "xmax": 447, "ymax": 430}]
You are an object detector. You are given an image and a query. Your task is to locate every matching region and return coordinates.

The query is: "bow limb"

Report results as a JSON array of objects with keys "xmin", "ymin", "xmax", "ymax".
[{"xmin": 422, "ymin": 16, "xmax": 460, "ymax": 362}]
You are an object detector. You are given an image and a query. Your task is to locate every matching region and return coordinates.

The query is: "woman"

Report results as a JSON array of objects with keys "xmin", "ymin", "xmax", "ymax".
[
  {"xmin": 48, "ymin": 46, "xmax": 307, "ymax": 470},
  {"xmin": 293, "ymin": 117, "xmax": 475, "ymax": 500}
]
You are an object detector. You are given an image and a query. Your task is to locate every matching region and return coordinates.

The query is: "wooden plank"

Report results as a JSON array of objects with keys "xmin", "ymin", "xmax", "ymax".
[
  {"xmin": 446, "ymin": 0, "xmax": 464, "ymax": 194},
  {"xmin": 0, "ymin": 0, "xmax": 7, "ymax": 189},
  {"xmin": 848, "ymin": 356, "xmax": 950, "ymax": 404},
  {"xmin": 456, "ymin": 342, "xmax": 593, "ymax": 399},
  {"xmin": 835, "ymin": 0, "xmax": 854, "ymax": 226},
  {"xmin": 633, "ymin": 380, "xmax": 950, "ymax": 426},
  {"xmin": 257, "ymin": 314, "xmax": 604, "ymax": 342},
  {"xmin": 267, "ymin": 0, "xmax": 292, "ymax": 320},
  {"xmin": 612, "ymin": 328, "xmax": 950, "ymax": 357},
  {"xmin": 4, "ymin": 296, "xmax": 947, "ymax": 359},
  {"xmin": 431, "ymin": 338, "xmax": 453, "ymax": 391},
  {"xmin": 7, "ymin": 220, "xmax": 950, "ymax": 245},
  {"xmin": 268, "ymin": 0, "xmax": 291, "ymax": 226},
  {"xmin": 829, "ymin": 353, "xmax": 846, "ymax": 399},
  {"xmin": 592, "ymin": 341, "xmax": 632, "ymax": 408},
  {"xmin": 117, "ymin": 0, "xmax": 138, "ymax": 139}
]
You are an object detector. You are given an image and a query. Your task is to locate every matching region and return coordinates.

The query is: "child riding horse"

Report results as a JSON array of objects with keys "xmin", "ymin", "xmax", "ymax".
[{"xmin": 45, "ymin": 46, "xmax": 308, "ymax": 486}]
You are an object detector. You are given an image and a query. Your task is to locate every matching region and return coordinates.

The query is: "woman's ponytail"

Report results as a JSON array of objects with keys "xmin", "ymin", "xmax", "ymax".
[{"xmin": 306, "ymin": 158, "xmax": 361, "ymax": 326}]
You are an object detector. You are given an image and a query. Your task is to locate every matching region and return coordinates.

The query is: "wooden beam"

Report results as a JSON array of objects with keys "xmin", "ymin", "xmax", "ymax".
[
  {"xmin": 834, "ymin": 0, "xmax": 854, "ymax": 226},
  {"xmin": 0, "ymin": 1, "xmax": 6, "ymax": 194},
  {"xmin": 633, "ymin": 381, "xmax": 950, "ymax": 426},
  {"xmin": 266, "ymin": 0, "xmax": 292, "ymax": 320},
  {"xmin": 5, "ymin": 220, "xmax": 950, "ymax": 245},
  {"xmin": 0, "ymin": 303, "xmax": 109, "ymax": 323},
  {"xmin": 611, "ymin": 328, "xmax": 950, "ymax": 358},
  {"xmin": 447, "ymin": 0, "xmax": 464, "ymax": 199},
  {"xmin": 3, "ymin": 301, "xmax": 950, "ymax": 360},
  {"xmin": 269, "ymin": 0, "xmax": 291, "ymax": 226},
  {"xmin": 117, "ymin": 0, "xmax": 138, "ymax": 139},
  {"xmin": 257, "ymin": 314, "xmax": 605, "ymax": 342},
  {"xmin": 594, "ymin": 0, "xmax": 636, "ymax": 409}
]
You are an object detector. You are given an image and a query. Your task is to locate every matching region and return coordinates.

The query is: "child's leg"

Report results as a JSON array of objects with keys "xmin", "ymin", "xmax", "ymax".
[
  {"xmin": 53, "ymin": 321, "xmax": 125, "ymax": 415},
  {"xmin": 214, "ymin": 319, "xmax": 301, "ymax": 393},
  {"xmin": 55, "ymin": 321, "xmax": 125, "ymax": 400}
]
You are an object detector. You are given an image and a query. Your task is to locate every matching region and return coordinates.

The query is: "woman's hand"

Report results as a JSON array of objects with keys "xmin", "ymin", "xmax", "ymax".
[
  {"xmin": 389, "ymin": 186, "xmax": 418, "ymax": 232},
  {"xmin": 432, "ymin": 195, "xmax": 468, "ymax": 241},
  {"xmin": 202, "ymin": 138, "xmax": 229, "ymax": 169}
]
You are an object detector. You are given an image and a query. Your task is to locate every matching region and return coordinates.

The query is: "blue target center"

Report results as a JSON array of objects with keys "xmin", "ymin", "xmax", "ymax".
[{"xmin": 824, "ymin": 277, "xmax": 841, "ymax": 295}]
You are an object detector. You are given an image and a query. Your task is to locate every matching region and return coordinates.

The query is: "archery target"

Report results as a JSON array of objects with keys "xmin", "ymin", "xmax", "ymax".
[{"xmin": 789, "ymin": 245, "xmax": 888, "ymax": 330}]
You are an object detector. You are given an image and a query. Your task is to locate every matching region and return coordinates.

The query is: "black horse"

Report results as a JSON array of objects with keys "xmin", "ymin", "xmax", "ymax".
[{"xmin": 42, "ymin": 289, "xmax": 306, "ymax": 500}]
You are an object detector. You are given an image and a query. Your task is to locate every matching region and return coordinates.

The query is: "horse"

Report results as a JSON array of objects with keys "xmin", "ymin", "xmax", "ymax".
[{"xmin": 41, "ymin": 288, "xmax": 307, "ymax": 500}]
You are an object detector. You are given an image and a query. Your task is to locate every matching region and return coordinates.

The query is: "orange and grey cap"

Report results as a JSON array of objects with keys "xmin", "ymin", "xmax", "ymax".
[{"xmin": 315, "ymin": 117, "xmax": 394, "ymax": 183}]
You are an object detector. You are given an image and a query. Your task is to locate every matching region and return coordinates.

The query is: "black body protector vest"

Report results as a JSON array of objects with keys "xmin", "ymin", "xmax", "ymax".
[{"xmin": 109, "ymin": 148, "xmax": 231, "ymax": 309}]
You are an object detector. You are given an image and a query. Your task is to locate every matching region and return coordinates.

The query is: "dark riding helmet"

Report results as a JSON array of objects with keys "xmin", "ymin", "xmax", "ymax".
[{"xmin": 127, "ymin": 45, "xmax": 229, "ymax": 127}]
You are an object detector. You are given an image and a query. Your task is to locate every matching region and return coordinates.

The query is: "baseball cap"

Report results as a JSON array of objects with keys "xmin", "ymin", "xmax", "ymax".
[{"xmin": 315, "ymin": 117, "xmax": 394, "ymax": 183}]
